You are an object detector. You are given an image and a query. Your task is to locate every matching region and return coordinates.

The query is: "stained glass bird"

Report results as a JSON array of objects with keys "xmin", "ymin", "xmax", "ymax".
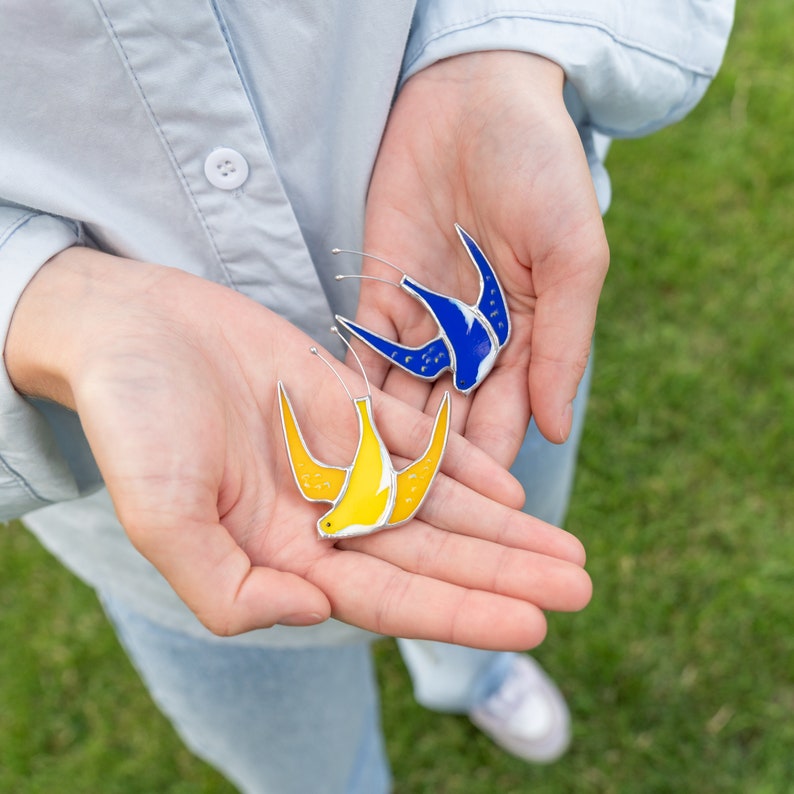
[
  {"xmin": 333, "ymin": 224, "xmax": 510, "ymax": 395},
  {"xmin": 278, "ymin": 329, "xmax": 450, "ymax": 539}
]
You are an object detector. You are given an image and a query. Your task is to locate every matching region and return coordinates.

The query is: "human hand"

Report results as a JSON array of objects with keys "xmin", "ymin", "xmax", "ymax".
[
  {"xmin": 355, "ymin": 51, "xmax": 609, "ymax": 466},
  {"xmin": 5, "ymin": 247, "xmax": 591, "ymax": 649}
]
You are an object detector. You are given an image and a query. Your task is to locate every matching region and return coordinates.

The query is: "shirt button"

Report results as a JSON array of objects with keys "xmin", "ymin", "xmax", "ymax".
[{"xmin": 204, "ymin": 147, "xmax": 249, "ymax": 190}]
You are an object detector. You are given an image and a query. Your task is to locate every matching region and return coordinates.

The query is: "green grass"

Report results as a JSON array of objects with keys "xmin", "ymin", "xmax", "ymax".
[{"xmin": 2, "ymin": 3, "xmax": 792, "ymax": 791}]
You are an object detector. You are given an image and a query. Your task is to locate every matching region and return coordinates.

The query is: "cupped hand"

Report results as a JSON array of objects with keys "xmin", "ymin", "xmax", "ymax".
[
  {"xmin": 6, "ymin": 247, "xmax": 591, "ymax": 649},
  {"xmin": 356, "ymin": 51, "xmax": 610, "ymax": 466}
]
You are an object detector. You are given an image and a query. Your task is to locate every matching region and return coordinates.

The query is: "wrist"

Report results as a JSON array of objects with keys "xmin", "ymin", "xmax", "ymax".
[
  {"xmin": 408, "ymin": 50, "xmax": 565, "ymax": 104},
  {"xmin": 4, "ymin": 246, "xmax": 165, "ymax": 409}
]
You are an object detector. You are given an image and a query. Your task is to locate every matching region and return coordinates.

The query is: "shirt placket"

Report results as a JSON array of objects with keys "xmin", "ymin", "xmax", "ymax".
[{"xmin": 92, "ymin": 0, "xmax": 336, "ymax": 344}]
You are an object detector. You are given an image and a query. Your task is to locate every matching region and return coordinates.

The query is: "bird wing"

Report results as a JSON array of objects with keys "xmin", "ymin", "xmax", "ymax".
[
  {"xmin": 335, "ymin": 315, "xmax": 450, "ymax": 380},
  {"xmin": 278, "ymin": 382, "xmax": 348, "ymax": 503},
  {"xmin": 388, "ymin": 392, "xmax": 450, "ymax": 526},
  {"xmin": 455, "ymin": 224, "xmax": 510, "ymax": 347}
]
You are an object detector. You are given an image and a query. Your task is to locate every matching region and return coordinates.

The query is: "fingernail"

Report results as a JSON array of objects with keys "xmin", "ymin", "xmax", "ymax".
[
  {"xmin": 278, "ymin": 612, "xmax": 326, "ymax": 627},
  {"xmin": 559, "ymin": 402, "xmax": 573, "ymax": 443}
]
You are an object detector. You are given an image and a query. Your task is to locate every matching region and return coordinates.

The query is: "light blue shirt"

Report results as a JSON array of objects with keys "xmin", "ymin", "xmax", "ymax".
[{"xmin": 0, "ymin": 1, "xmax": 734, "ymax": 644}]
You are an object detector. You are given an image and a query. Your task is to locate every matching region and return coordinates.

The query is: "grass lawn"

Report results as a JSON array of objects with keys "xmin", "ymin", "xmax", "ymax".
[{"xmin": 1, "ymin": 2, "xmax": 791, "ymax": 792}]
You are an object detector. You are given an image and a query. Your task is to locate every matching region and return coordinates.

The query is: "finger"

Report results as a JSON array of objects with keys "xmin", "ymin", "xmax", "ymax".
[
  {"xmin": 461, "ymin": 365, "xmax": 531, "ymax": 468},
  {"xmin": 528, "ymin": 234, "xmax": 609, "ymax": 443},
  {"xmin": 341, "ymin": 519, "xmax": 590, "ymax": 614},
  {"xmin": 411, "ymin": 470, "xmax": 587, "ymax": 566},
  {"xmin": 123, "ymin": 512, "xmax": 332, "ymax": 635},
  {"xmin": 372, "ymin": 391, "xmax": 527, "ymax": 510},
  {"xmin": 307, "ymin": 548, "xmax": 550, "ymax": 650}
]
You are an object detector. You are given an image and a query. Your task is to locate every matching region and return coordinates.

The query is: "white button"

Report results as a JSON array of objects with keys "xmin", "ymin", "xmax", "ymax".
[{"xmin": 204, "ymin": 147, "xmax": 249, "ymax": 190}]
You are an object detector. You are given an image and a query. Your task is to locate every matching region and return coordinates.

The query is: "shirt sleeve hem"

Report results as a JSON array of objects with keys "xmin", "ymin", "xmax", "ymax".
[
  {"xmin": 401, "ymin": 7, "xmax": 734, "ymax": 136},
  {"xmin": 0, "ymin": 209, "xmax": 82, "ymax": 518}
]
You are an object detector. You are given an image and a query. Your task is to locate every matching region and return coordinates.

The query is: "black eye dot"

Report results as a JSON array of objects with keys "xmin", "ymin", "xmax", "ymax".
[{"xmin": 325, "ymin": 521, "xmax": 332, "ymax": 528}]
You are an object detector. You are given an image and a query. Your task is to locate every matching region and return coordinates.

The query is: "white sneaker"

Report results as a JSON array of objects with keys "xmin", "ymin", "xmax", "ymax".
[{"xmin": 469, "ymin": 655, "xmax": 571, "ymax": 763}]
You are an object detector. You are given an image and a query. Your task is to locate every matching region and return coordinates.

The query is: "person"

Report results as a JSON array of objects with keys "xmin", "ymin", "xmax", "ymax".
[{"xmin": 0, "ymin": 3, "xmax": 734, "ymax": 793}]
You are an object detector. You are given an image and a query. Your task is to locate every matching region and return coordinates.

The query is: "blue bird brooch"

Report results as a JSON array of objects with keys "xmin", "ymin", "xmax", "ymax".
[{"xmin": 333, "ymin": 224, "xmax": 510, "ymax": 395}]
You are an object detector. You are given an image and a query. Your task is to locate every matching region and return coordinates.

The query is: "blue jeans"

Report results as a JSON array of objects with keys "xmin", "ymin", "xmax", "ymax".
[
  {"xmin": 101, "ymin": 359, "xmax": 592, "ymax": 793},
  {"xmin": 102, "ymin": 593, "xmax": 391, "ymax": 794}
]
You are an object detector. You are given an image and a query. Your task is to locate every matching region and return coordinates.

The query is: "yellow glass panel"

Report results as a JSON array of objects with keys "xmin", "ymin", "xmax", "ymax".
[
  {"xmin": 278, "ymin": 383, "xmax": 347, "ymax": 503},
  {"xmin": 319, "ymin": 398, "xmax": 394, "ymax": 536},
  {"xmin": 389, "ymin": 392, "xmax": 450, "ymax": 525}
]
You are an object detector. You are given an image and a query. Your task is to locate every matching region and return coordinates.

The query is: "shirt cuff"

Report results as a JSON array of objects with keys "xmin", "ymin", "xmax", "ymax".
[
  {"xmin": 402, "ymin": 2, "xmax": 734, "ymax": 137},
  {"xmin": 0, "ymin": 207, "xmax": 82, "ymax": 519}
]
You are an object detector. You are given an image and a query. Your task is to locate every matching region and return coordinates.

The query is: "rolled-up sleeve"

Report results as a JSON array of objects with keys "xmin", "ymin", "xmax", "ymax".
[
  {"xmin": 402, "ymin": 1, "xmax": 735, "ymax": 137},
  {"xmin": 0, "ymin": 206, "xmax": 83, "ymax": 519}
]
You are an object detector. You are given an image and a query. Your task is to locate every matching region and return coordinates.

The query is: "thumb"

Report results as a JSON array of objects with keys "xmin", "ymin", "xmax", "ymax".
[
  {"xmin": 528, "ymin": 237, "xmax": 609, "ymax": 443},
  {"xmin": 123, "ymin": 513, "xmax": 332, "ymax": 635}
]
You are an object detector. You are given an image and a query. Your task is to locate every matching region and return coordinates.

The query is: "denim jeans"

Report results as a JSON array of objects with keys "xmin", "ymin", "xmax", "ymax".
[
  {"xmin": 102, "ymin": 593, "xmax": 391, "ymax": 794},
  {"xmin": 100, "ymin": 358, "xmax": 592, "ymax": 793}
]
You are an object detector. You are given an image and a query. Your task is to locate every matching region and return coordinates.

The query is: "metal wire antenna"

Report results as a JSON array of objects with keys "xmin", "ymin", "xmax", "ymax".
[
  {"xmin": 309, "ymin": 327, "xmax": 371, "ymax": 399},
  {"xmin": 332, "ymin": 247, "xmax": 407, "ymax": 288}
]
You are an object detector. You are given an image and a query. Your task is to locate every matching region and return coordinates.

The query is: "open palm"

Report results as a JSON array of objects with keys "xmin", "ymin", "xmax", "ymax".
[{"xmin": 355, "ymin": 52, "xmax": 610, "ymax": 467}]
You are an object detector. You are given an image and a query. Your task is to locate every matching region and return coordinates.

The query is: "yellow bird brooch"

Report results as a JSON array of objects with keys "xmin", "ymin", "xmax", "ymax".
[{"xmin": 278, "ymin": 329, "xmax": 450, "ymax": 539}]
